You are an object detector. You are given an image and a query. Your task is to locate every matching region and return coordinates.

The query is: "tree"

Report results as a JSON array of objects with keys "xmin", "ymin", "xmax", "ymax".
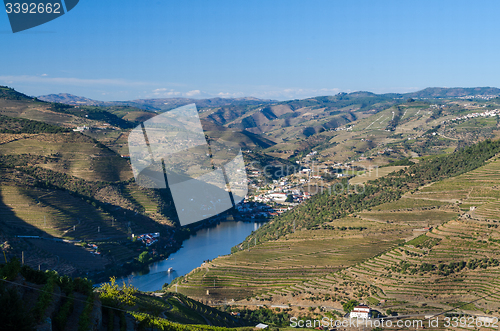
[
  {"xmin": 342, "ymin": 299, "xmax": 359, "ymax": 313},
  {"xmin": 138, "ymin": 251, "xmax": 151, "ymax": 264},
  {"xmin": 98, "ymin": 277, "xmax": 137, "ymax": 308}
]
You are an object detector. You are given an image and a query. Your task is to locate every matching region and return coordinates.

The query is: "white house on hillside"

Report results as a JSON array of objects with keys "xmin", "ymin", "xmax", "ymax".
[{"xmin": 349, "ymin": 305, "xmax": 371, "ymax": 319}]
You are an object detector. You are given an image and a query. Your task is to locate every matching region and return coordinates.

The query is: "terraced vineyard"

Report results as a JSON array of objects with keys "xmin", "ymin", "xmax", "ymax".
[
  {"xmin": 207, "ymin": 152, "xmax": 500, "ymax": 318},
  {"xmin": 170, "ymin": 218, "xmax": 412, "ymax": 302},
  {"xmin": 0, "ymin": 132, "xmax": 132, "ymax": 182},
  {"xmin": 0, "ymin": 121, "xmax": 178, "ymax": 277},
  {"xmin": 413, "ymin": 155, "xmax": 500, "ymax": 220},
  {"xmin": 0, "ymin": 185, "xmax": 117, "ymax": 238},
  {"xmin": 169, "ymin": 141, "xmax": 500, "ymax": 323},
  {"xmin": 282, "ymin": 218, "xmax": 500, "ymax": 316}
]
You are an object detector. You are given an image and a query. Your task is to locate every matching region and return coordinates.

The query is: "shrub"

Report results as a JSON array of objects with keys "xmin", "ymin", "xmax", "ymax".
[
  {"xmin": 20, "ymin": 265, "xmax": 48, "ymax": 284},
  {"xmin": 77, "ymin": 294, "xmax": 95, "ymax": 331},
  {"xmin": 53, "ymin": 293, "xmax": 74, "ymax": 331},
  {"xmin": 32, "ymin": 275, "xmax": 56, "ymax": 321},
  {"xmin": 0, "ymin": 257, "xmax": 21, "ymax": 281}
]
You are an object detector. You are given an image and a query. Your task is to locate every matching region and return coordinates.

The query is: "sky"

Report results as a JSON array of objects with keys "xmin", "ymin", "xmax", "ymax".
[{"xmin": 1, "ymin": 0, "xmax": 500, "ymax": 101}]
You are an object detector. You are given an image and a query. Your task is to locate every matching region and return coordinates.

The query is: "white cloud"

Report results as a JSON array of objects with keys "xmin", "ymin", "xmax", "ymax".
[
  {"xmin": 185, "ymin": 90, "xmax": 201, "ymax": 97},
  {"xmin": 368, "ymin": 87, "xmax": 421, "ymax": 94},
  {"xmin": 0, "ymin": 74, "xmax": 416, "ymax": 101},
  {"xmin": 274, "ymin": 87, "xmax": 345, "ymax": 99},
  {"xmin": 230, "ymin": 87, "xmax": 349, "ymax": 100},
  {"xmin": 217, "ymin": 91, "xmax": 246, "ymax": 98},
  {"xmin": 150, "ymin": 88, "xmax": 212, "ymax": 98},
  {"xmin": 152, "ymin": 88, "xmax": 182, "ymax": 97}
]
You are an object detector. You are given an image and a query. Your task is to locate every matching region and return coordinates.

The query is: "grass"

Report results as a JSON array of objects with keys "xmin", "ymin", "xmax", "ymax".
[
  {"xmin": 0, "ymin": 98, "xmax": 104, "ymax": 128},
  {"xmin": 349, "ymin": 166, "xmax": 407, "ymax": 185},
  {"xmin": 129, "ymin": 293, "xmax": 243, "ymax": 327},
  {"xmin": 163, "ymin": 296, "xmax": 207, "ymax": 324},
  {"xmin": 122, "ymin": 185, "xmax": 160, "ymax": 215},
  {"xmin": 373, "ymin": 197, "xmax": 450, "ymax": 211},
  {"xmin": 358, "ymin": 210, "xmax": 457, "ymax": 225},
  {"xmin": 406, "ymin": 234, "xmax": 431, "ymax": 247}
]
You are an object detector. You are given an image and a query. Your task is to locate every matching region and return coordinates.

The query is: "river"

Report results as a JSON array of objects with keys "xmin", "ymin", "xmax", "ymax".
[{"xmin": 115, "ymin": 220, "xmax": 262, "ymax": 292}]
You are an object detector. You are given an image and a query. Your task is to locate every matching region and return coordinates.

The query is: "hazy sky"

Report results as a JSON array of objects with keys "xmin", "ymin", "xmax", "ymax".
[{"xmin": 2, "ymin": 0, "xmax": 500, "ymax": 101}]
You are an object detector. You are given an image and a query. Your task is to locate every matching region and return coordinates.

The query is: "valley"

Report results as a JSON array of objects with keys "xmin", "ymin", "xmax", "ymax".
[{"xmin": 2, "ymin": 86, "xmax": 500, "ymax": 329}]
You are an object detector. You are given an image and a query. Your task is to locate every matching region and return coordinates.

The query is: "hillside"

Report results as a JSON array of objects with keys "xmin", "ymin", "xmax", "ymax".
[
  {"xmin": 0, "ymin": 86, "xmax": 35, "ymax": 101},
  {"xmin": 0, "ymin": 261, "xmax": 252, "ymax": 330},
  {"xmin": 0, "ymin": 145, "xmax": 181, "ymax": 279},
  {"xmin": 172, "ymin": 139, "xmax": 500, "ymax": 321},
  {"xmin": 0, "ymin": 111, "xmax": 183, "ymax": 279},
  {"xmin": 199, "ymin": 92, "xmax": 397, "ymax": 142},
  {"xmin": 265, "ymin": 149, "xmax": 500, "ymax": 317},
  {"xmin": 268, "ymin": 96, "xmax": 500, "ymax": 166},
  {"xmin": 0, "ymin": 87, "xmax": 297, "ymax": 282}
]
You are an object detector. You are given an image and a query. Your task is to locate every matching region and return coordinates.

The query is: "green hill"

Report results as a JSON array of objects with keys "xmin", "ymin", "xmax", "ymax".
[
  {"xmin": 0, "ymin": 260, "xmax": 250, "ymax": 331},
  {"xmin": 0, "ymin": 113, "xmax": 182, "ymax": 279},
  {"xmin": 0, "ymin": 87, "xmax": 294, "ymax": 283},
  {"xmin": 173, "ymin": 139, "xmax": 500, "ymax": 321},
  {"xmin": 0, "ymin": 85, "xmax": 34, "ymax": 101}
]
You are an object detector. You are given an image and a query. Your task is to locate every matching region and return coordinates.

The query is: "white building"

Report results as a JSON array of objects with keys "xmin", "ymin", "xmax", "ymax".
[
  {"xmin": 268, "ymin": 193, "xmax": 287, "ymax": 202},
  {"xmin": 73, "ymin": 126, "xmax": 89, "ymax": 132},
  {"xmin": 349, "ymin": 305, "xmax": 371, "ymax": 319}
]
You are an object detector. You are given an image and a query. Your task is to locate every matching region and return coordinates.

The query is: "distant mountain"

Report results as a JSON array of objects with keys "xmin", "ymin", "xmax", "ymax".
[
  {"xmin": 36, "ymin": 87, "xmax": 500, "ymax": 142},
  {"xmin": 204, "ymin": 92, "xmax": 398, "ymax": 139},
  {"xmin": 119, "ymin": 96, "xmax": 276, "ymax": 111},
  {"xmin": 38, "ymin": 87, "xmax": 500, "ymax": 113},
  {"xmin": 38, "ymin": 93, "xmax": 102, "ymax": 105},
  {"xmin": 404, "ymin": 87, "xmax": 500, "ymax": 99},
  {"xmin": 38, "ymin": 93, "xmax": 276, "ymax": 111}
]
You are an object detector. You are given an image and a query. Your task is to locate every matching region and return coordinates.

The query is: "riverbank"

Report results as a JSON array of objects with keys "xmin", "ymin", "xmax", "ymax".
[
  {"xmin": 106, "ymin": 220, "xmax": 264, "ymax": 292},
  {"xmin": 87, "ymin": 212, "xmax": 242, "ymax": 283}
]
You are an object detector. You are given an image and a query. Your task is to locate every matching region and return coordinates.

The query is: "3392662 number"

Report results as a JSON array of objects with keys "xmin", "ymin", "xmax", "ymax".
[
  {"xmin": 5, "ymin": 3, "xmax": 61, "ymax": 14},
  {"xmin": 444, "ymin": 316, "xmax": 499, "ymax": 328}
]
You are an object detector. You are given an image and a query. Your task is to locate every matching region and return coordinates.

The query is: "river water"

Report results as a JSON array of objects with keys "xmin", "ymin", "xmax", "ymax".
[{"xmin": 116, "ymin": 220, "xmax": 262, "ymax": 292}]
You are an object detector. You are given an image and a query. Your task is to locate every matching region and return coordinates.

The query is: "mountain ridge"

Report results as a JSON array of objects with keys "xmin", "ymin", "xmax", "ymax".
[
  {"xmin": 38, "ymin": 93, "xmax": 277, "ymax": 111},
  {"xmin": 37, "ymin": 86, "xmax": 500, "ymax": 111}
]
